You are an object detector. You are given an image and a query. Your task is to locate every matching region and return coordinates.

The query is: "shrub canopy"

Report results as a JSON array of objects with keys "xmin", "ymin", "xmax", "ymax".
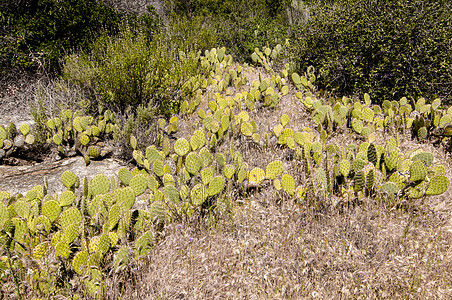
[{"xmin": 292, "ymin": 0, "xmax": 452, "ymax": 103}]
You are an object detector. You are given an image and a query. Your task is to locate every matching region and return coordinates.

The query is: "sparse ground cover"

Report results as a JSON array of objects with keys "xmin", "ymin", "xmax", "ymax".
[{"xmin": 1, "ymin": 1, "xmax": 452, "ymax": 299}]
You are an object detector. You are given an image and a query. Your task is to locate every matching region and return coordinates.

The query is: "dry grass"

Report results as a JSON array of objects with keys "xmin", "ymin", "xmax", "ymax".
[{"xmin": 120, "ymin": 192, "xmax": 451, "ymax": 299}]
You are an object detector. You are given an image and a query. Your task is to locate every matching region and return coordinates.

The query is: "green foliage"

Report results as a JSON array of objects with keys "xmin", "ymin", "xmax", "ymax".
[
  {"xmin": 0, "ymin": 0, "xmax": 123, "ymax": 74},
  {"xmin": 292, "ymin": 0, "xmax": 452, "ymax": 102},
  {"xmin": 62, "ymin": 26, "xmax": 202, "ymax": 117}
]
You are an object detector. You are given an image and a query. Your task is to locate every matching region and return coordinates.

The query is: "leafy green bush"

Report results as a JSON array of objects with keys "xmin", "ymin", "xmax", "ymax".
[
  {"xmin": 292, "ymin": 0, "xmax": 452, "ymax": 103},
  {"xmin": 62, "ymin": 27, "xmax": 202, "ymax": 117},
  {"xmin": 0, "ymin": 0, "xmax": 123, "ymax": 74},
  {"xmin": 164, "ymin": 0, "xmax": 291, "ymax": 63}
]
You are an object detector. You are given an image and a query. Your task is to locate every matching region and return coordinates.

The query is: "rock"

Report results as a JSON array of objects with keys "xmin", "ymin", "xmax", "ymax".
[{"xmin": 0, "ymin": 157, "xmax": 126, "ymax": 196}]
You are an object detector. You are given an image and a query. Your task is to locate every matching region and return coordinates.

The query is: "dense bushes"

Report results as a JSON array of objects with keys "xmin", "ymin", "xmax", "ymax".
[
  {"xmin": 62, "ymin": 27, "xmax": 202, "ymax": 117},
  {"xmin": 292, "ymin": 0, "xmax": 452, "ymax": 103},
  {"xmin": 165, "ymin": 0, "xmax": 292, "ymax": 62},
  {"xmin": 0, "ymin": 0, "xmax": 122, "ymax": 74}
]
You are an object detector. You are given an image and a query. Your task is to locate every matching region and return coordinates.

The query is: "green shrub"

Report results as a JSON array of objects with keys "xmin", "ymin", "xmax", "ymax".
[
  {"xmin": 165, "ymin": 1, "xmax": 290, "ymax": 63},
  {"xmin": 61, "ymin": 27, "xmax": 202, "ymax": 117},
  {"xmin": 0, "ymin": 0, "xmax": 124, "ymax": 74},
  {"xmin": 292, "ymin": 0, "xmax": 452, "ymax": 103}
]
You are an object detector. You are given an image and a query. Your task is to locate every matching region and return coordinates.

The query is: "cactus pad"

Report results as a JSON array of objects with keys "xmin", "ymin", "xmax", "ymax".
[
  {"xmin": 354, "ymin": 171, "xmax": 365, "ymax": 192},
  {"xmin": 426, "ymin": 175, "xmax": 449, "ymax": 196},
  {"xmin": 266, "ymin": 160, "xmax": 283, "ymax": 180},
  {"xmin": 130, "ymin": 135, "xmax": 138, "ymax": 150},
  {"xmin": 108, "ymin": 205, "xmax": 120, "ymax": 231},
  {"xmin": 185, "ymin": 152, "xmax": 201, "ymax": 175},
  {"xmin": 115, "ymin": 187, "xmax": 136, "ymax": 210},
  {"xmin": 409, "ymin": 160, "xmax": 427, "ymax": 182},
  {"xmin": 72, "ymin": 251, "xmax": 89, "ymax": 275},
  {"xmin": 412, "ymin": 152, "xmax": 434, "ymax": 166},
  {"xmin": 191, "ymin": 184, "xmax": 207, "ymax": 206},
  {"xmin": 90, "ymin": 174, "xmax": 111, "ymax": 196},
  {"xmin": 129, "ymin": 174, "xmax": 148, "ymax": 196},
  {"xmin": 153, "ymin": 159, "xmax": 164, "ymax": 177},
  {"xmin": 241, "ymin": 122, "xmax": 254, "ymax": 137},
  {"xmin": 208, "ymin": 175, "xmax": 226, "ymax": 196},
  {"xmin": 174, "ymin": 138, "xmax": 190, "ymax": 156},
  {"xmin": 164, "ymin": 185, "xmax": 180, "ymax": 204},
  {"xmin": 281, "ymin": 174, "xmax": 295, "ymax": 195},
  {"xmin": 338, "ymin": 159, "xmax": 351, "ymax": 178},
  {"xmin": 42, "ymin": 200, "xmax": 61, "ymax": 222},
  {"xmin": 249, "ymin": 168, "xmax": 265, "ymax": 186},
  {"xmin": 367, "ymin": 143, "xmax": 377, "ymax": 166},
  {"xmin": 118, "ymin": 168, "xmax": 132, "ymax": 186},
  {"xmin": 135, "ymin": 230, "xmax": 154, "ymax": 257},
  {"xmin": 58, "ymin": 207, "xmax": 82, "ymax": 229},
  {"xmin": 59, "ymin": 190, "xmax": 75, "ymax": 206}
]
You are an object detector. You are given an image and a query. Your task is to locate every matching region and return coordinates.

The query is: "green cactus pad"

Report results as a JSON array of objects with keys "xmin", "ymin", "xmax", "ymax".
[
  {"xmin": 108, "ymin": 205, "xmax": 120, "ymax": 231},
  {"xmin": 146, "ymin": 146, "xmax": 162, "ymax": 163},
  {"xmin": 98, "ymin": 233, "xmax": 111, "ymax": 255},
  {"xmin": 164, "ymin": 185, "xmax": 180, "ymax": 204},
  {"xmin": 58, "ymin": 207, "xmax": 82, "ymax": 229},
  {"xmin": 426, "ymin": 175, "xmax": 449, "ymax": 196},
  {"xmin": 338, "ymin": 159, "xmax": 351, "ymax": 178},
  {"xmin": 362, "ymin": 107, "xmax": 375, "ymax": 122},
  {"xmin": 129, "ymin": 174, "xmax": 148, "ymax": 196},
  {"xmin": 118, "ymin": 168, "xmax": 132, "ymax": 186},
  {"xmin": 199, "ymin": 147, "xmax": 213, "ymax": 168},
  {"xmin": 11, "ymin": 218, "xmax": 27, "ymax": 244},
  {"xmin": 115, "ymin": 187, "xmax": 135, "ymax": 210},
  {"xmin": 367, "ymin": 143, "xmax": 377, "ymax": 166},
  {"xmin": 208, "ymin": 175, "xmax": 226, "ymax": 196},
  {"xmin": 14, "ymin": 200, "xmax": 30, "ymax": 219},
  {"xmin": 87, "ymin": 145, "xmax": 101, "ymax": 159},
  {"xmin": 201, "ymin": 166, "xmax": 214, "ymax": 186},
  {"xmin": 90, "ymin": 174, "xmax": 110, "ymax": 196},
  {"xmin": 185, "ymin": 152, "xmax": 201, "ymax": 175},
  {"xmin": 59, "ymin": 190, "xmax": 75, "ymax": 206},
  {"xmin": 64, "ymin": 222, "xmax": 80, "ymax": 244},
  {"xmin": 249, "ymin": 168, "xmax": 265, "ymax": 186},
  {"xmin": 42, "ymin": 200, "xmax": 61, "ymax": 222},
  {"xmin": 352, "ymin": 118, "xmax": 363, "ymax": 134},
  {"xmin": 366, "ymin": 169, "xmax": 375, "ymax": 192},
  {"xmin": 354, "ymin": 171, "xmax": 365, "ymax": 192},
  {"xmin": 190, "ymin": 184, "xmax": 207, "ymax": 206},
  {"xmin": 80, "ymin": 134, "xmax": 90, "ymax": 146},
  {"xmin": 223, "ymin": 164, "xmax": 236, "ymax": 179},
  {"xmin": 385, "ymin": 151, "xmax": 399, "ymax": 171},
  {"xmin": 32, "ymin": 241, "xmax": 50, "ymax": 260},
  {"xmin": 381, "ymin": 182, "xmax": 399, "ymax": 195},
  {"xmin": 412, "ymin": 152, "xmax": 434, "ymax": 167},
  {"xmin": 417, "ymin": 127, "xmax": 428, "ymax": 141},
  {"xmin": 281, "ymin": 174, "xmax": 295, "ymax": 195},
  {"xmin": 240, "ymin": 122, "xmax": 254, "ymax": 137},
  {"xmin": 135, "ymin": 230, "xmax": 154, "ymax": 258},
  {"xmin": 153, "ymin": 159, "xmax": 164, "ymax": 177},
  {"xmin": 33, "ymin": 215, "xmax": 51, "ymax": 233},
  {"xmin": 130, "ymin": 135, "xmax": 138, "ymax": 150},
  {"xmin": 174, "ymin": 138, "xmax": 190, "ymax": 156},
  {"xmin": 0, "ymin": 202, "xmax": 9, "ymax": 231},
  {"xmin": 216, "ymin": 153, "xmax": 226, "ymax": 167},
  {"xmin": 266, "ymin": 160, "xmax": 283, "ymax": 180},
  {"xmin": 410, "ymin": 160, "xmax": 427, "ymax": 182},
  {"xmin": 72, "ymin": 250, "xmax": 89, "ymax": 275},
  {"xmin": 353, "ymin": 158, "xmax": 367, "ymax": 173}
]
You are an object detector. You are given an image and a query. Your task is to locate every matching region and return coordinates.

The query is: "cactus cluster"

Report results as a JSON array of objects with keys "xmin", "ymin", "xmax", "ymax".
[
  {"xmin": 1, "ymin": 46, "xmax": 451, "ymax": 298},
  {"xmin": 0, "ymin": 122, "xmax": 35, "ymax": 161},
  {"xmin": 45, "ymin": 109, "xmax": 119, "ymax": 165}
]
